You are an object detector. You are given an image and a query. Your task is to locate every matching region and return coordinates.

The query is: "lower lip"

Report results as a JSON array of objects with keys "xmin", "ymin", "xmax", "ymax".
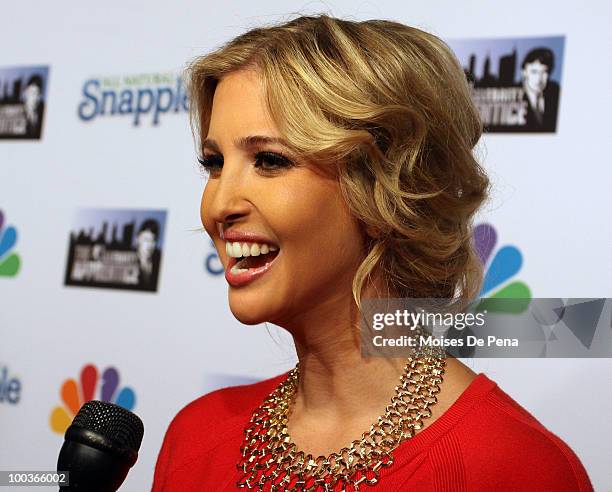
[{"xmin": 224, "ymin": 251, "xmax": 279, "ymax": 288}]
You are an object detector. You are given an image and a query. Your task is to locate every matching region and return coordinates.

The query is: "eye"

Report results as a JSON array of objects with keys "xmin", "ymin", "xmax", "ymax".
[
  {"xmin": 196, "ymin": 151, "xmax": 295, "ymax": 177},
  {"xmin": 197, "ymin": 154, "xmax": 223, "ymax": 176},
  {"xmin": 254, "ymin": 151, "xmax": 294, "ymax": 173}
]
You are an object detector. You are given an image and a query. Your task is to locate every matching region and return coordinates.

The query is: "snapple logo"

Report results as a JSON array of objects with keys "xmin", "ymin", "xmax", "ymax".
[
  {"xmin": 0, "ymin": 367, "xmax": 22, "ymax": 404},
  {"xmin": 77, "ymin": 71, "xmax": 188, "ymax": 126}
]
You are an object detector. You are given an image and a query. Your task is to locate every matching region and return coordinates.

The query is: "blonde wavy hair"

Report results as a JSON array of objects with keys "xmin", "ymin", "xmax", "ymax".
[{"xmin": 187, "ymin": 14, "xmax": 490, "ymax": 310}]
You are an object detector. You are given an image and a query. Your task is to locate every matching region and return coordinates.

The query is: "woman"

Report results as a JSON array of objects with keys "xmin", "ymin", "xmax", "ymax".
[{"xmin": 153, "ymin": 14, "xmax": 593, "ymax": 491}]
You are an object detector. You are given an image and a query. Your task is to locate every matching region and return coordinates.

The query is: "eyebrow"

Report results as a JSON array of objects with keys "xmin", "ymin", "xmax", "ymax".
[{"xmin": 201, "ymin": 135, "xmax": 290, "ymax": 152}]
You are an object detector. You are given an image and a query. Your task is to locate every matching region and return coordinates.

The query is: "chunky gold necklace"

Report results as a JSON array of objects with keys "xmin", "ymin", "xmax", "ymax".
[{"xmin": 236, "ymin": 353, "xmax": 446, "ymax": 491}]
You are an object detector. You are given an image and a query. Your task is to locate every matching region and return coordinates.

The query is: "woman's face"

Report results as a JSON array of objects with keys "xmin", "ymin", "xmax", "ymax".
[{"xmin": 200, "ymin": 69, "xmax": 365, "ymax": 327}]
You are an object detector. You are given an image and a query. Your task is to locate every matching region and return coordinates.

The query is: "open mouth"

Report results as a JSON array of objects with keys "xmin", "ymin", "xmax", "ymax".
[
  {"xmin": 225, "ymin": 241, "xmax": 280, "ymax": 274},
  {"xmin": 229, "ymin": 248, "xmax": 280, "ymax": 272}
]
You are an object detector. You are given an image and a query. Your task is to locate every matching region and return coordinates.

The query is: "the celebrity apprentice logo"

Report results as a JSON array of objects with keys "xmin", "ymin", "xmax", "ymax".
[
  {"xmin": 448, "ymin": 36, "xmax": 565, "ymax": 133},
  {"xmin": 77, "ymin": 70, "xmax": 188, "ymax": 126},
  {"xmin": 49, "ymin": 364, "xmax": 137, "ymax": 434},
  {"xmin": 64, "ymin": 208, "xmax": 167, "ymax": 293},
  {"xmin": 0, "ymin": 65, "xmax": 50, "ymax": 139},
  {"xmin": 0, "ymin": 209, "xmax": 21, "ymax": 277}
]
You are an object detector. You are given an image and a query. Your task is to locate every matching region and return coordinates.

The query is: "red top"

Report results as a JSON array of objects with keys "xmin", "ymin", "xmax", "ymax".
[{"xmin": 152, "ymin": 372, "xmax": 593, "ymax": 491}]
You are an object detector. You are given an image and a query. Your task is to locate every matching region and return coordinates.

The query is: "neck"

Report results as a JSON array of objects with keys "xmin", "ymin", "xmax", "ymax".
[{"xmin": 283, "ymin": 274, "xmax": 406, "ymax": 418}]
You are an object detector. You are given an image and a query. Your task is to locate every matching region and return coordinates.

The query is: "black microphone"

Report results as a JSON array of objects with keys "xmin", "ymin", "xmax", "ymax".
[{"xmin": 57, "ymin": 400, "xmax": 144, "ymax": 491}]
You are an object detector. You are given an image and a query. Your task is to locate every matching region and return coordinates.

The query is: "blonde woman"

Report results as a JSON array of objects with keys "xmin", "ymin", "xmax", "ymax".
[{"xmin": 153, "ymin": 14, "xmax": 592, "ymax": 491}]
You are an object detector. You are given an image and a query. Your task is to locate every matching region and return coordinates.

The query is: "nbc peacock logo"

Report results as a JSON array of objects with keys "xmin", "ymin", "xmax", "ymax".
[
  {"xmin": 0, "ymin": 209, "xmax": 21, "ymax": 277},
  {"xmin": 50, "ymin": 364, "xmax": 136, "ymax": 434},
  {"xmin": 474, "ymin": 223, "xmax": 531, "ymax": 313}
]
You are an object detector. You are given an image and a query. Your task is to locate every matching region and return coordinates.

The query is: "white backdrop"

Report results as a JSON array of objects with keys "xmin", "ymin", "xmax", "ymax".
[{"xmin": 1, "ymin": 1, "xmax": 611, "ymax": 491}]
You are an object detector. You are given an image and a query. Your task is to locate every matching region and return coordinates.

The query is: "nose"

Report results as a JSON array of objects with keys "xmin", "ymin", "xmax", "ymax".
[{"xmin": 203, "ymin": 157, "xmax": 252, "ymax": 227}]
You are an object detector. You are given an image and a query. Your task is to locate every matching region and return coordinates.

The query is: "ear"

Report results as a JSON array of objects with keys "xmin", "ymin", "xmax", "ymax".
[{"xmin": 364, "ymin": 223, "xmax": 383, "ymax": 240}]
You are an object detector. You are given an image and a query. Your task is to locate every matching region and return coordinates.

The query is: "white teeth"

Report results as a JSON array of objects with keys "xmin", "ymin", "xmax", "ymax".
[
  {"xmin": 230, "ymin": 264, "xmax": 249, "ymax": 274},
  {"xmin": 225, "ymin": 241, "xmax": 278, "ymax": 258}
]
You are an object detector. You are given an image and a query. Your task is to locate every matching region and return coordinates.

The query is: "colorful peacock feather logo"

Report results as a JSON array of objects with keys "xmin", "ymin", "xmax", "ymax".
[
  {"xmin": 474, "ymin": 223, "xmax": 531, "ymax": 313},
  {"xmin": 0, "ymin": 210, "xmax": 21, "ymax": 277},
  {"xmin": 50, "ymin": 364, "xmax": 136, "ymax": 434}
]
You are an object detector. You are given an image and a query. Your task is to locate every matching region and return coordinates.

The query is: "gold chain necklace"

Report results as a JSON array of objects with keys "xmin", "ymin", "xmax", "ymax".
[{"xmin": 236, "ymin": 351, "xmax": 446, "ymax": 491}]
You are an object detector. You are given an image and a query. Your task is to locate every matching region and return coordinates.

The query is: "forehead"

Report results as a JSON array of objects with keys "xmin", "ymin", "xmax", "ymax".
[
  {"xmin": 525, "ymin": 60, "xmax": 547, "ymax": 69},
  {"xmin": 209, "ymin": 69, "xmax": 277, "ymax": 138}
]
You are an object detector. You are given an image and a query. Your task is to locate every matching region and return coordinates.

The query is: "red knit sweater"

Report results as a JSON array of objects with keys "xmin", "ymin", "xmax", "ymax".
[{"xmin": 152, "ymin": 372, "xmax": 593, "ymax": 491}]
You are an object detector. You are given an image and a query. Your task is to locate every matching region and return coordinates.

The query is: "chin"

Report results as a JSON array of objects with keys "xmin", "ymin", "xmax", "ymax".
[{"xmin": 228, "ymin": 291, "xmax": 280, "ymax": 326}]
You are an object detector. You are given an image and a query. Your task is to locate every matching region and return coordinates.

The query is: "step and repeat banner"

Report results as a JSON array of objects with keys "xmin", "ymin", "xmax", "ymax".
[{"xmin": 1, "ymin": 1, "xmax": 611, "ymax": 490}]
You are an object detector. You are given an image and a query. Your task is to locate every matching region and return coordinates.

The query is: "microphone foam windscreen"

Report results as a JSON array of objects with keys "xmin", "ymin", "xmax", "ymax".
[{"xmin": 71, "ymin": 400, "xmax": 144, "ymax": 452}]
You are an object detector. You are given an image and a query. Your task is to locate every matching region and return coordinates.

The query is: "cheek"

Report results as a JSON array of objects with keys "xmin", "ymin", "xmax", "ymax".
[
  {"xmin": 271, "ymin": 180, "xmax": 364, "ymax": 278},
  {"xmin": 200, "ymin": 183, "xmax": 215, "ymax": 236},
  {"xmin": 200, "ymin": 183, "xmax": 228, "ymax": 259}
]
